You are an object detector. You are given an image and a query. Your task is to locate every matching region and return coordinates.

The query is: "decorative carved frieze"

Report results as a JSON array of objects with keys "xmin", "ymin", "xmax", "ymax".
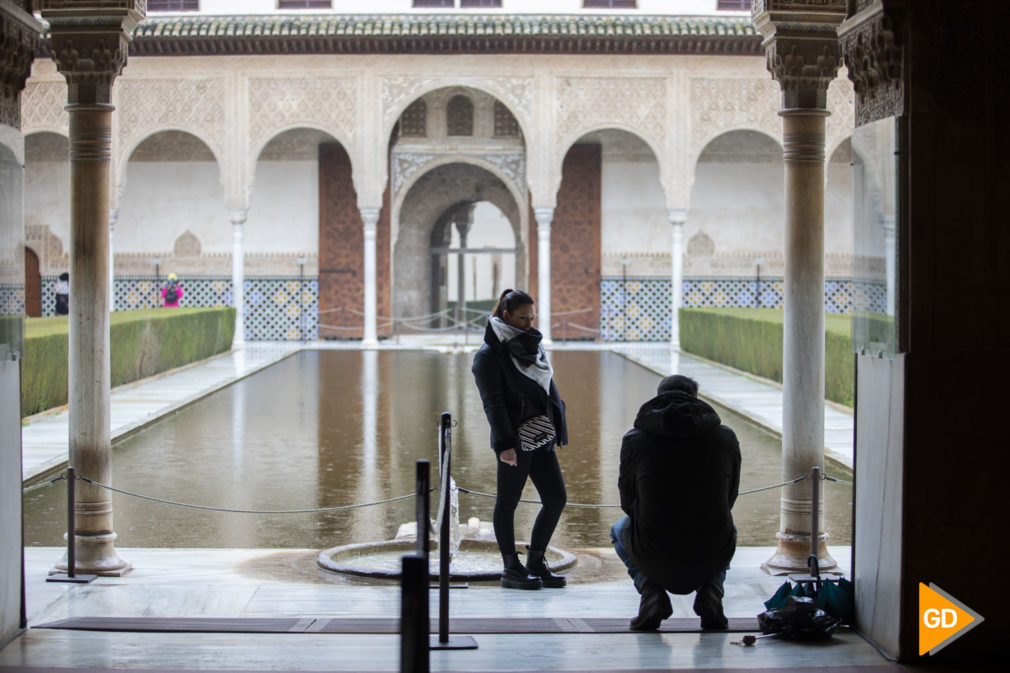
[
  {"xmin": 21, "ymin": 80, "xmax": 69, "ymax": 133},
  {"xmin": 381, "ymin": 76, "xmax": 532, "ymax": 136},
  {"xmin": 838, "ymin": 7, "xmax": 903, "ymax": 126},
  {"xmin": 690, "ymin": 77, "xmax": 781, "ymax": 158},
  {"xmin": 39, "ymin": 1, "xmax": 146, "ymax": 105},
  {"xmin": 250, "ymin": 76, "xmax": 357, "ymax": 151},
  {"xmin": 118, "ymin": 78, "xmax": 225, "ymax": 159},
  {"xmin": 0, "ymin": 1, "xmax": 41, "ymax": 128},
  {"xmin": 391, "ymin": 148, "xmax": 526, "ymax": 200},
  {"xmin": 557, "ymin": 76, "xmax": 666, "ymax": 149}
]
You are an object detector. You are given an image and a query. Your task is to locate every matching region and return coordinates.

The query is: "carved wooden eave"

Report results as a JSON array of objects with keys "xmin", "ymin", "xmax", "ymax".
[
  {"xmin": 37, "ymin": 14, "xmax": 764, "ymax": 57},
  {"xmin": 0, "ymin": 0, "xmax": 42, "ymax": 128},
  {"xmin": 837, "ymin": 0, "xmax": 904, "ymax": 126},
  {"xmin": 752, "ymin": 0, "xmax": 847, "ymax": 110}
]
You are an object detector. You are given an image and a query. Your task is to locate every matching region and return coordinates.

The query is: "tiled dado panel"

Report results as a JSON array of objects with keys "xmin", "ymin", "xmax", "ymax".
[
  {"xmin": 550, "ymin": 144, "xmax": 602, "ymax": 339},
  {"xmin": 318, "ymin": 143, "xmax": 364, "ymax": 339},
  {"xmin": 33, "ymin": 276, "xmax": 318, "ymax": 341}
]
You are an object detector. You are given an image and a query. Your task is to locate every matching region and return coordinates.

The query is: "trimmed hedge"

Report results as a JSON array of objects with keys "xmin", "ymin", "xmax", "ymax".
[
  {"xmin": 22, "ymin": 307, "xmax": 235, "ymax": 417},
  {"xmin": 680, "ymin": 308, "xmax": 854, "ymax": 408}
]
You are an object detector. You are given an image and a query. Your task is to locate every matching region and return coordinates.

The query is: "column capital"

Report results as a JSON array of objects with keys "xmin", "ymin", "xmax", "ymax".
[
  {"xmin": 533, "ymin": 206, "xmax": 554, "ymax": 230},
  {"xmin": 40, "ymin": 1, "xmax": 146, "ymax": 105},
  {"xmin": 227, "ymin": 207, "xmax": 248, "ymax": 226},
  {"xmin": 837, "ymin": 1, "xmax": 904, "ymax": 126},
  {"xmin": 753, "ymin": 1, "xmax": 845, "ymax": 110},
  {"xmin": 359, "ymin": 206, "xmax": 380, "ymax": 230},
  {"xmin": 668, "ymin": 208, "xmax": 687, "ymax": 227},
  {"xmin": 0, "ymin": 1, "xmax": 42, "ymax": 128}
]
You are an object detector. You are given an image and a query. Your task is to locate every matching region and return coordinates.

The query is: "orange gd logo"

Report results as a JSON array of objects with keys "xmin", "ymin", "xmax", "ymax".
[{"xmin": 919, "ymin": 582, "xmax": 984, "ymax": 656}]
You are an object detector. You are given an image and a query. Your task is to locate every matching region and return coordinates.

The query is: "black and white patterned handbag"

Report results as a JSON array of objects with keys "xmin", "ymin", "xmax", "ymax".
[{"xmin": 517, "ymin": 414, "xmax": 556, "ymax": 452}]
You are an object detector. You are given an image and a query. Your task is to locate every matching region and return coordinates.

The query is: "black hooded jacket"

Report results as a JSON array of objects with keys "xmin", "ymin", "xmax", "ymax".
[
  {"xmin": 618, "ymin": 390, "xmax": 740, "ymax": 594},
  {"xmin": 471, "ymin": 320, "xmax": 568, "ymax": 455}
]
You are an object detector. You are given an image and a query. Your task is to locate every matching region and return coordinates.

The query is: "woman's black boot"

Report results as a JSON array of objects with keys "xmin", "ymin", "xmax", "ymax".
[
  {"xmin": 500, "ymin": 552, "xmax": 542, "ymax": 590},
  {"xmin": 526, "ymin": 548, "xmax": 567, "ymax": 588}
]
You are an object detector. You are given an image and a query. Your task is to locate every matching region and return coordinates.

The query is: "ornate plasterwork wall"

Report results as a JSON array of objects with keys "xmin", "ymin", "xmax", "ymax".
[
  {"xmin": 116, "ymin": 75, "xmax": 227, "ymax": 177},
  {"xmin": 249, "ymin": 74, "xmax": 358, "ymax": 158},
  {"xmin": 19, "ymin": 51, "xmax": 855, "ymax": 277},
  {"xmin": 688, "ymin": 75, "xmax": 781, "ymax": 166}
]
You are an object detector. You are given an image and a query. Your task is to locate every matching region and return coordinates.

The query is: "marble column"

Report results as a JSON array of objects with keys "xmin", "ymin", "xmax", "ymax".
[
  {"xmin": 533, "ymin": 206, "xmax": 553, "ymax": 345},
  {"xmin": 452, "ymin": 205, "xmax": 475, "ymax": 329},
  {"xmin": 668, "ymin": 208, "xmax": 686, "ymax": 352},
  {"xmin": 228, "ymin": 208, "xmax": 247, "ymax": 348},
  {"xmin": 360, "ymin": 207, "xmax": 379, "ymax": 348},
  {"xmin": 42, "ymin": 0, "xmax": 145, "ymax": 576},
  {"xmin": 754, "ymin": 1, "xmax": 844, "ymax": 573},
  {"xmin": 108, "ymin": 208, "xmax": 117, "ymax": 311}
]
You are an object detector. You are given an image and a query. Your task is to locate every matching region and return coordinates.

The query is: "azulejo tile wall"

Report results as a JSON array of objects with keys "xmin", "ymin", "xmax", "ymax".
[
  {"xmin": 0, "ymin": 283, "xmax": 24, "ymax": 316},
  {"xmin": 30, "ymin": 275, "xmax": 886, "ymax": 343},
  {"xmin": 597, "ymin": 276, "xmax": 887, "ymax": 342},
  {"xmin": 40, "ymin": 275, "xmax": 319, "ymax": 341}
]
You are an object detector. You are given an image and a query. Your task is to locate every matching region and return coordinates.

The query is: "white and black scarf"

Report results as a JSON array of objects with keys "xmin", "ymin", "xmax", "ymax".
[{"xmin": 489, "ymin": 316, "xmax": 554, "ymax": 393}]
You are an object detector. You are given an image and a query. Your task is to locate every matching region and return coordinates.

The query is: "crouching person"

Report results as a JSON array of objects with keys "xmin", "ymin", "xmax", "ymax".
[{"xmin": 611, "ymin": 374, "xmax": 741, "ymax": 631}]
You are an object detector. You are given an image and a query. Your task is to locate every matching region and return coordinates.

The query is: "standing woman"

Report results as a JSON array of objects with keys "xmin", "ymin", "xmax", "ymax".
[{"xmin": 472, "ymin": 289, "xmax": 569, "ymax": 590}]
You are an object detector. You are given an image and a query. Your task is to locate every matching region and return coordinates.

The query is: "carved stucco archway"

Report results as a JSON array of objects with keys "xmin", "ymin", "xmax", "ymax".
[
  {"xmin": 393, "ymin": 161, "xmax": 525, "ymax": 322},
  {"xmin": 375, "ymin": 77, "xmax": 534, "ymax": 206}
]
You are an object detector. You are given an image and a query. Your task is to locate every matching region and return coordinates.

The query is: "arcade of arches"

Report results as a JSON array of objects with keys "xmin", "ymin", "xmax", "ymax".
[{"xmin": 15, "ymin": 48, "xmax": 856, "ymax": 342}]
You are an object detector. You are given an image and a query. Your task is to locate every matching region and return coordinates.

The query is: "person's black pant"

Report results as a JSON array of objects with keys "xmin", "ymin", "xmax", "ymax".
[{"xmin": 493, "ymin": 448, "xmax": 566, "ymax": 555}]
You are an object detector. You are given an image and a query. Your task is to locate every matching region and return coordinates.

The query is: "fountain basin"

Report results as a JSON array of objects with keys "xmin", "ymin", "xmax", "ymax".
[{"xmin": 317, "ymin": 538, "xmax": 576, "ymax": 581}]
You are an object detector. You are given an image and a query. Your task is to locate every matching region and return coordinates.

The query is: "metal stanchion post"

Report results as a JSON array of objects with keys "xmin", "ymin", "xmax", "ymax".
[
  {"xmin": 400, "ymin": 555, "xmax": 429, "ymax": 673},
  {"xmin": 47, "ymin": 467, "xmax": 96, "ymax": 583},
  {"xmin": 431, "ymin": 412, "xmax": 477, "ymax": 650},
  {"xmin": 416, "ymin": 461, "xmax": 429, "ymax": 565}
]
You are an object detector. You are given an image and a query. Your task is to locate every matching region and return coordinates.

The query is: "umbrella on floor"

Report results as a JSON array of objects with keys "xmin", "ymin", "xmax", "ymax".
[{"xmin": 763, "ymin": 555, "xmax": 854, "ymax": 625}]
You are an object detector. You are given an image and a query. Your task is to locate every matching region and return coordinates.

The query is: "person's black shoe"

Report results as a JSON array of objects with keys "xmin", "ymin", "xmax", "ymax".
[
  {"xmin": 693, "ymin": 586, "xmax": 728, "ymax": 630},
  {"xmin": 500, "ymin": 553, "xmax": 542, "ymax": 590},
  {"xmin": 525, "ymin": 549, "xmax": 567, "ymax": 588},
  {"xmin": 629, "ymin": 582, "xmax": 672, "ymax": 631}
]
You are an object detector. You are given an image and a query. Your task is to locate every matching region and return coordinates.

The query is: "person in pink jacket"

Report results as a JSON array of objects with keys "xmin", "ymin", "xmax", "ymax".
[{"xmin": 161, "ymin": 273, "xmax": 184, "ymax": 307}]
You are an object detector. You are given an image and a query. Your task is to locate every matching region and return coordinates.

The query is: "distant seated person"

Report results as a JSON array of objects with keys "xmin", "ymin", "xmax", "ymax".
[
  {"xmin": 611, "ymin": 374, "xmax": 741, "ymax": 631},
  {"xmin": 161, "ymin": 273, "xmax": 183, "ymax": 307},
  {"xmin": 54, "ymin": 272, "xmax": 69, "ymax": 315}
]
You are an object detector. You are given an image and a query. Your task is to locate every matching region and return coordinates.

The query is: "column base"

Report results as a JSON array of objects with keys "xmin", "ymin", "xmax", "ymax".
[
  {"xmin": 761, "ymin": 531, "xmax": 837, "ymax": 576},
  {"xmin": 362, "ymin": 337, "xmax": 379, "ymax": 350},
  {"xmin": 52, "ymin": 532, "xmax": 132, "ymax": 577}
]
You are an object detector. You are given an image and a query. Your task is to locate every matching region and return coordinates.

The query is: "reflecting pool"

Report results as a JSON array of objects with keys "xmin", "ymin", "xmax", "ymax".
[{"xmin": 23, "ymin": 350, "xmax": 852, "ymax": 549}]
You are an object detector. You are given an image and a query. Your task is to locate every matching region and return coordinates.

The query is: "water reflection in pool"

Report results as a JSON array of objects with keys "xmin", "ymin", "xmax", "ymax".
[{"xmin": 23, "ymin": 350, "xmax": 852, "ymax": 549}]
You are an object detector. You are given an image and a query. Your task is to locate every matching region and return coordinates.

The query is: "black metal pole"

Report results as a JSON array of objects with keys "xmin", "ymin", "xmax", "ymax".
[
  {"xmin": 810, "ymin": 465, "xmax": 820, "ymax": 589},
  {"xmin": 415, "ymin": 460, "xmax": 429, "ymax": 565},
  {"xmin": 438, "ymin": 412, "xmax": 451, "ymax": 644},
  {"xmin": 47, "ymin": 466, "xmax": 95, "ymax": 584},
  {"xmin": 400, "ymin": 555, "xmax": 429, "ymax": 673},
  {"xmin": 66, "ymin": 466, "xmax": 76, "ymax": 578}
]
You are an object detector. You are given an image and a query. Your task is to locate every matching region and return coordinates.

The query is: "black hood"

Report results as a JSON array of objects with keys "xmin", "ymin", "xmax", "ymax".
[{"xmin": 633, "ymin": 391, "xmax": 721, "ymax": 439}]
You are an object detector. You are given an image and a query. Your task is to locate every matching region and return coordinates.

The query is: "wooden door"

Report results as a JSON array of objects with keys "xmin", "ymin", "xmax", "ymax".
[{"xmin": 24, "ymin": 247, "xmax": 41, "ymax": 318}]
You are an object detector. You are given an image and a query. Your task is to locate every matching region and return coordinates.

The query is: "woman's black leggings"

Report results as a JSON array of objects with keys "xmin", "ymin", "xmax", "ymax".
[{"xmin": 493, "ymin": 448, "xmax": 567, "ymax": 554}]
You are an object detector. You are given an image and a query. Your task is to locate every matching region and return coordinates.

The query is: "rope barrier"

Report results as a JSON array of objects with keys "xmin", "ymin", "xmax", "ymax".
[
  {"xmin": 456, "ymin": 469, "xmax": 850, "ymax": 509},
  {"xmin": 23, "ymin": 471, "xmax": 428, "ymax": 514},
  {"xmin": 23, "ymin": 468, "xmax": 850, "ymax": 513}
]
